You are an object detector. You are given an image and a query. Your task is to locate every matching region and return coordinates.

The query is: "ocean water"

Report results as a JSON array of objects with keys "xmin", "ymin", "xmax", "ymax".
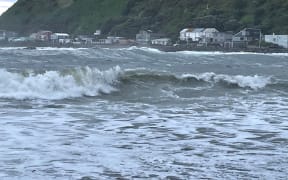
[{"xmin": 0, "ymin": 47, "xmax": 287, "ymax": 180}]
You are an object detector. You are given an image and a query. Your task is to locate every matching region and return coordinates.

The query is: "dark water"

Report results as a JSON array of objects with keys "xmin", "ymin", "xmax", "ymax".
[{"xmin": 0, "ymin": 47, "xmax": 287, "ymax": 179}]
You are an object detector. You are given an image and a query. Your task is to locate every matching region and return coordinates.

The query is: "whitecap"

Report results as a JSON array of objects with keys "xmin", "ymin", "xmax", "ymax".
[
  {"xmin": 0, "ymin": 66, "xmax": 122, "ymax": 100},
  {"xmin": 180, "ymin": 72, "xmax": 271, "ymax": 90}
]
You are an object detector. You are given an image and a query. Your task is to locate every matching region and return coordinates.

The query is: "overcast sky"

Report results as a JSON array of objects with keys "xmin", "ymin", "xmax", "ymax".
[{"xmin": 0, "ymin": 0, "xmax": 17, "ymax": 15}]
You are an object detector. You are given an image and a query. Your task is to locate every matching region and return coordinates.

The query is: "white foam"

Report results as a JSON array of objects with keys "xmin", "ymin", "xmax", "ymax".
[
  {"xmin": 0, "ymin": 66, "xmax": 122, "ymax": 100},
  {"xmin": 0, "ymin": 47, "xmax": 26, "ymax": 50},
  {"xmin": 269, "ymin": 53, "xmax": 288, "ymax": 56},
  {"xmin": 36, "ymin": 47, "xmax": 88, "ymax": 51},
  {"xmin": 181, "ymin": 72, "xmax": 271, "ymax": 90},
  {"xmin": 120, "ymin": 46, "xmax": 162, "ymax": 53},
  {"xmin": 175, "ymin": 51, "xmax": 264, "ymax": 56},
  {"xmin": 174, "ymin": 51, "xmax": 288, "ymax": 56},
  {"xmin": 214, "ymin": 74, "xmax": 270, "ymax": 89}
]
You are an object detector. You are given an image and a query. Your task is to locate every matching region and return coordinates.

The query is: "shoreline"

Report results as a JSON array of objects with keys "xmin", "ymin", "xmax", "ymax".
[
  {"xmin": 0, "ymin": 41, "xmax": 287, "ymax": 54},
  {"xmin": 151, "ymin": 45, "xmax": 288, "ymax": 54}
]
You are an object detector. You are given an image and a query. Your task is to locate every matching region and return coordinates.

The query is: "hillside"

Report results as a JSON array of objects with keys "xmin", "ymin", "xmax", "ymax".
[{"xmin": 0, "ymin": 0, "xmax": 288, "ymax": 38}]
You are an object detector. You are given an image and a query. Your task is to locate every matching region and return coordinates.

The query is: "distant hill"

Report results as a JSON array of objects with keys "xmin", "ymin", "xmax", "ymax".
[{"xmin": 0, "ymin": 0, "xmax": 288, "ymax": 38}]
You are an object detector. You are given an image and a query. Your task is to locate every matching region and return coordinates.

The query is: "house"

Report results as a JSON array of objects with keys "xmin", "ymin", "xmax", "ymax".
[
  {"xmin": 136, "ymin": 30, "xmax": 152, "ymax": 44},
  {"xmin": 51, "ymin": 33, "xmax": 71, "ymax": 44},
  {"xmin": 232, "ymin": 28, "xmax": 261, "ymax": 48},
  {"xmin": 193, "ymin": 28, "xmax": 206, "ymax": 42},
  {"xmin": 136, "ymin": 30, "xmax": 164, "ymax": 45},
  {"xmin": 151, "ymin": 38, "xmax": 171, "ymax": 46},
  {"xmin": 94, "ymin": 36, "xmax": 134, "ymax": 45},
  {"xmin": 201, "ymin": 29, "xmax": 233, "ymax": 45},
  {"xmin": 36, "ymin": 31, "xmax": 53, "ymax": 41},
  {"xmin": 233, "ymin": 28, "xmax": 261, "ymax": 42},
  {"xmin": 201, "ymin": 28, "xmax": 219, "ymax": 43},
  {"xmin": 265, "ymin": 34, "xmax": 288, "ymax": 48},
  {"xmin": 94, "ymin": 30, "xmax": 101, "ymax": 36},
  {"xmin": 179, "ymin": 28, "xmax": 206, "ymax": 42},
  {"xmin": 179, "ymin": 28, "xmax": 194, "ymax": 41},
  {"xmin": 107, "ymin": 36, "xmax": 122, "ymax": 44},
  {"xmin": 118, "ymin": 39, "xmax": 135, "ymax": 45},
  {"xmin": 179, "ymin": 28, "xmax": 232, "ymax": 46},
  {"xmin": 76, "ymin": 35, "xmax": 94, "ymax": 44},
  {"xmin": 96, "ymin": 38, "xmax": 113, "ymax": 45}
]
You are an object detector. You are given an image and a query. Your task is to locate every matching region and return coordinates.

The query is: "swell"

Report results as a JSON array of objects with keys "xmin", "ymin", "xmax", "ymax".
[
  {"xmin": 0, "ymin": 67, "xmax": 274, "ymax": 100},
  {"xmin": 121, "ymin": 70, "xmax": 271, "ymax": 90}
]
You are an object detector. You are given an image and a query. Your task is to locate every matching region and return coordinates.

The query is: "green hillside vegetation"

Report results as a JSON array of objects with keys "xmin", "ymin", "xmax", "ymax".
[{"xmin": 0, "ymin": 0, "xmax": 288, "ymax": 38}]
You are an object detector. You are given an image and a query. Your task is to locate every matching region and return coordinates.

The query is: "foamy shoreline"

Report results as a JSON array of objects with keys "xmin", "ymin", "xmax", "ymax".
[{"xmin": 0, "ymin": 40, "xmax": 288, "ymax": 54}]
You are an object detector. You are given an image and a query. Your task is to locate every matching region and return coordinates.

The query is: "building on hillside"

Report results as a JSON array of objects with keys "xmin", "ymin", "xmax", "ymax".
[
  {"xmin": 201, "ymin": 30, "xmax": 233, "ymax": 46},
  {"xmin": 76, "ymin": 35, "xmax": 94, "ymax": 44},
  {"xmin": 0, "ymin": 30, "xmax": 18, "ymax": 41},
  {"xmin": 179, "ymin": 28, "xmax": 205, "ymax": 42},
  {"xmin": 179, "ymin": 28, "xmax": 193, "ymax": 41},
  {"xmin": 201, "ymin": 28, "xmax": 219, "ymax": 43},
  {"xmin": 136, "ymin": 30, "xmax": 152, "ymax": 44},
  {"xmin": 179, "ymin": 28, "xmax": 232, "ymax": 46},
  {"xmin": 136, "ymin": 30, "xmax": 164, "ymax": 45},
  {"xmin": 51, "ymin": 33, "xmax": 71, "ymax": 44},
  {"xmin": 96, "ymin": 38, "xmax": 113, "ymax": 45},
  {"xmin": 233, "ymin": 28, "xmax": 261, "ymax": 42},
  {"xmin": 232, "ymin": 28, "xmax": 261, "ymax": 48},
  {"xmin": 107, "ymin": 36, "xmax": 123, "ymax": 44},
  {"xmin": 151, "ymin": 38, "xmax": 171, "ymax": 46},
  {"xmin": 264, "ymin": 34, "xmax": 288, "ymax": 48},
  {"xmin": 36, "ymin": 31, "xmax": 53, "ymax": 41},
  {"xmin": 95, "ymin": 36, "xmax": 135, "ymax": 45},
  {"xmin": 109, "ymin": 36, "xmax": 135, "ymax": 45},
  {"xmin": 94, "ymin": 30, "xmax": 101, "ymax": 36}
]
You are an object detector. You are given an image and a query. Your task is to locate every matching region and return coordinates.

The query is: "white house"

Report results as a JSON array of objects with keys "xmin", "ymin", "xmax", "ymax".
[
  {"xmin": 94, "ymin": 30, "xmax": 101, "ymax": 36},
  {"xmin": 202, "ymin": 28, "xmax": 219, "ymax": 40},
  {"xmin": 265, "ymin": 34, "xmax": 288, "ymax": 48},
  {"xmin": 180, "ymin": 28, "xmax": 232, "ymax": 45},
  {"xmin": 151, "ymin": 38, "xmax": 171, "ymax": 46},
  {"xmin": 179, "ymin": 28, "xmax": 193, "ymax": 41},
  {"xmin": 179, "ymin": 28, "xmax": 205, "ymax": 42},
  {"xmin": 51, "ymin": 33, "xmax": 71, "ymax": 44}
]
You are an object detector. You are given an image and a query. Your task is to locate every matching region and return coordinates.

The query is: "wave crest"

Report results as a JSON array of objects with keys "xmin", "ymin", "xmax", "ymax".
[
  {"xmin": 181, "ymin": 73, "xmax": 270, "ymax": 90},
  {"xmin": 0, "ymin": 67, "xmax": 272, "ymax": 100},
  {"xmin": 0, "ymin": 66, "xmax": 122, "ymax": 100}
]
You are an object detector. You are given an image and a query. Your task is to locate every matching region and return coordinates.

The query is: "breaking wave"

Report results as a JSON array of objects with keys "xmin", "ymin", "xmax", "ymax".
[
  {"xmin": 0, "ymin": 67, "xmax": 273, "ymax": 100},
  {"xmin": 180, "ymin": 72, "xmax": 271, "ymax": 90},
  {"xmin": 0, "ymin": 66, "xmax": 121, "ymax": 100},
  {"xmin": 119, "ymin": 46, "xmax": 163, "ymax": 53}
]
